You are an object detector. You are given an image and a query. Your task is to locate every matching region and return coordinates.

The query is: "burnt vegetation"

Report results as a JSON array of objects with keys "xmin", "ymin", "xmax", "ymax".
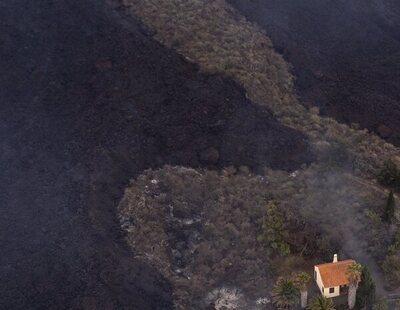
[
  {"xmin": 119, "ymin": 163, "xmax": 400, "ymax": 308},
  {"xmin": 119, "ymin": 166, "xmax": 341, "ymax": 308}
]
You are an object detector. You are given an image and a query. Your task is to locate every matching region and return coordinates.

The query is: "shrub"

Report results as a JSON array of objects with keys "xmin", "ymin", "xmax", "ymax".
[
  {"xmin": 372, "ymin": 300, "xmax": 388, "ymax": 310},
  {"xmin": 382, "ymin": 254, "xmax": 400, "ymax": 284},
  {"xmin": 382, "ymin": 229, "xmax": 400, "ymax": 284},
  {"xmin": 364, "ymin": 209, "xmax": 381, "ymax": 225}
]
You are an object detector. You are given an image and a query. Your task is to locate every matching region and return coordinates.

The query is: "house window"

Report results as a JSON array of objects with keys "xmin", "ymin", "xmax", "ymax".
[
  {"xmin": 329, "ymin": 287, "xmax": 335, "ymax": 294},
  {"xmin": 322, "ymin": 287, "xmax": 324, "ymax": 294},
  {"xmin": 314, "ymin": 270, "xmax": 317, "ymax": 279}
]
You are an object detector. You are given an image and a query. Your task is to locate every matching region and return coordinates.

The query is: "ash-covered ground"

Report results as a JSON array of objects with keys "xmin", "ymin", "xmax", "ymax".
[{"xmin": 0, "ymin": 0, "xmax": 312, "ymax": 308}]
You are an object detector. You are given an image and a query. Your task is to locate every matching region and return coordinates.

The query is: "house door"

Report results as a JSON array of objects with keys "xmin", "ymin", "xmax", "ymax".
[{"xmin": 340, "ymin": 285, "xmax": 348, "ymax": 295}]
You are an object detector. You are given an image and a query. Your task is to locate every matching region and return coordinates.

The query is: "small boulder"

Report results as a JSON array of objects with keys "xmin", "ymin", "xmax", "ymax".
[
  {"xmin": 377, "ymin": 124, "xmax": 393, "ymax": 138},
  {"xmin": 199, "ymin": 147, "xmax": 219, "ymax": 164},
  {"xmin": 95, "ymin": 58, "xmax": 113, "ymax": 71}
]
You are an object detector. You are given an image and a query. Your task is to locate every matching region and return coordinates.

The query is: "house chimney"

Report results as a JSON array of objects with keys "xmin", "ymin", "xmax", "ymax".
[{"xmin": 333, "ymin": 254, "xmax": 338, "ymax": 263}]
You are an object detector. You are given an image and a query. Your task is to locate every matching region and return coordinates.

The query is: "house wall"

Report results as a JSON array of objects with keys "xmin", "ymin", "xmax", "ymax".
[
  {"xmin": 314, "ymin": 266, "xmax": 324, "ymax": 293},
  {"xmin": 323, "ymin": 286, "xmax": 340, "ymax": 298},
  {"xmin": 314, "ymin": 267, "xmax": 340, "ymax": 298}
]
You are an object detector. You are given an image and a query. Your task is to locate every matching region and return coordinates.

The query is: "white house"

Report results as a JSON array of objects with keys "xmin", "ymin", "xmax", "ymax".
[{"xmin": 314, "ymin": 254, "xmax": 354, "ymax": 298}]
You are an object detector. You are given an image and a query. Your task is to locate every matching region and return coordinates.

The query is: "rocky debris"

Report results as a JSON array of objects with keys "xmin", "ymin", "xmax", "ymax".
[
  {"xmin": 95, "ymin": 58, "xmax": 113, "ymax": 71},
  {"xmin": 205, "ymin": 287, "xmax": 247, "ymax": 310}
]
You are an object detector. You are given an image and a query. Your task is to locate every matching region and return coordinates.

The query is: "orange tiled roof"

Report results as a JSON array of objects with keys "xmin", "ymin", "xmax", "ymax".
[{"xmin": 315, "ymin": 259, "xmax": 354, "ymax": 287}]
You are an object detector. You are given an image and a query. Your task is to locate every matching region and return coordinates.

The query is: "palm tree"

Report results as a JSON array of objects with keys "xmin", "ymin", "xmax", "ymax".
[
  {"xmin": 295, "ymin": 272, "xmax": 311, "ymax": 308},
  {"xmin": 272, "ymin": 277, "xmax": 299, "ymax": 309},
  {"xmin": 307, "ymin": 294, "xmax": 335, "ymax": 310},
  {"xmin": 346, "ymin": 262, "xmax": 363, "ymax": 309}
]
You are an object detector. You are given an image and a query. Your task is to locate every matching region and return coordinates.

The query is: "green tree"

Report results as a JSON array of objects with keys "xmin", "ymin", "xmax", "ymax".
[
  {"xmin": 346, "ymin": 262, "xmax": 363, "ymax": 309},
  {"xmin": 263, "ymin": 201, "xmax": 290, "ymax": 256},
  {"xmin": 378, "ymin": 160, "xmax": 400, "ymax": 189},
  {"xmin": 295, "ymin": 272, "xmax": 311, "ymax": 309},
  {"xmin": 306, "ymin": 294, "xmax": 335, "ymax": 310},
  {"xmin": 272, "ymin": 277, "xmax": 299, "ymax": 310},
  {"xmin": 383, "ymin": 190, "xmax": 396, "ymax": 223},
  {"xmin": 356, "ymin": 265, "xmax": 376, "ymax": 309}
]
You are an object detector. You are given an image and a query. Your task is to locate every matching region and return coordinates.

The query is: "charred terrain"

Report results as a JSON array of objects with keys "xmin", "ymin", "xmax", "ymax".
[{"xmin": 1, "ymin": 0, "xmax": 400, "ymax": 309}]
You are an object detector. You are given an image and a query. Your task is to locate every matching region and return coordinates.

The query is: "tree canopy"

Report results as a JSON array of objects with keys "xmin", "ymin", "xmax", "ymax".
[
  {"xmin": 307, "ymin": 294, "xmax": 335, "ymax": 310},
  {"xmin": 346, "ymin": 261, "xmax": 363, "ymax": 286},
  {"xmin": 263, "ymin": 201, "xmax": 291, "ymax": 256},
  {"xmin": 272, "ymin": 277, "xmax": 299, "ymax": 309},
  {"xmin": 356, "ymin": 265, "xmax": 376, "ymax": 309}
]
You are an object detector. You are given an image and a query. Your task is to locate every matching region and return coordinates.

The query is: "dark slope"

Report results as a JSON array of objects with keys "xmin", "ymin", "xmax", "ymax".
[
  {"xmin": 0, "ymin": 0, "xmax": 312, "ymax": 308},
  {"xmin": 229, "ymin": 0, "xmax": 400, "ymax": 145},
  {"xmin": 0, "ymin": 2, "xmax": 174, "ymax": 309}
]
